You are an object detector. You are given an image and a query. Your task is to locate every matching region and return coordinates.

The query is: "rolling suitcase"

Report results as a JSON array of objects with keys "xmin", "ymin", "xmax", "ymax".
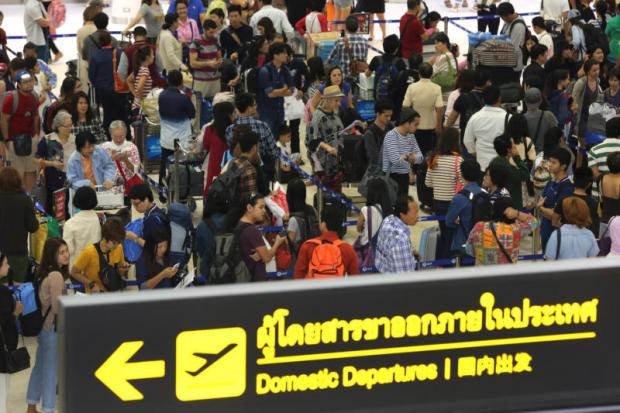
[{"xmin": 419, "ymin": 226, "xmax": 439, "ymax": 265}]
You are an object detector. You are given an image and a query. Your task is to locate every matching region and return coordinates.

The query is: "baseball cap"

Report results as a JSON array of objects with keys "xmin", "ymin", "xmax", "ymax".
[{"xmin": 15, "ymin": 70, "xmax": 33, "ymax": 83}]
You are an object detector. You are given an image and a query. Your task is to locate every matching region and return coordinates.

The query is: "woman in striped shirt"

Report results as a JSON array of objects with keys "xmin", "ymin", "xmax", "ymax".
[
  {"xmin": 425, "ymin": 127, "xmax": 464, "ymax": 259},
  {"xmin": 128, "ymin": 47, "xmax": 155, "ymax": 115}
]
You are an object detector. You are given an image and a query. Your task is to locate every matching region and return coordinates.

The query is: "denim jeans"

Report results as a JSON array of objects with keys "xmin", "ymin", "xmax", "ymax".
[{"xmin": 27, "ymin": 329, "xmax": 57, "ymax": 413}]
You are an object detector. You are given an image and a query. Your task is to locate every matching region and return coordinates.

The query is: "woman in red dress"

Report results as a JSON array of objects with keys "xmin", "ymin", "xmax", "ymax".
[{"xmin": 202, "ymin": 101, "xmax": 236, "ymax": 195}]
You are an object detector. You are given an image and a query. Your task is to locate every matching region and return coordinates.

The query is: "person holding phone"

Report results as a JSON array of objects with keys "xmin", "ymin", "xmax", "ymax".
[{"xmin": 135, "ymin": 228, "xmax": 178, "ymax": 289}]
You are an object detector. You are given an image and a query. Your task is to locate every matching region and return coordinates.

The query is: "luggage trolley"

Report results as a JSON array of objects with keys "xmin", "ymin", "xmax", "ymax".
[{"xmin": 164, "ymin": 138, "xmax": 204, "ymax": 212}]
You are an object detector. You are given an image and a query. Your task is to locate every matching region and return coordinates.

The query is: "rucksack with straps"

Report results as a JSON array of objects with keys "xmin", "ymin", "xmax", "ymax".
[
  {"xmin": 374, "ymin": 59, "xmax": 399, "ymax": 100},
  {"xmin": 508, "ymin": 19, "xmax": 531, "ymax": 65},
  {"xmin": 13, "ymin": 280, "xmax": 52, "ymax": 337},
  {"xmin": 209, "ymin": 222, "xmax": 252, "ymax": 284},
  {"xmin": 168, "ymin": 203, "xmax": 194, "ymax": 269},
  {"xmin": 306, "ymin": 239, "xmax": 346, "ymax": 279},
  {"xmin": 207, "ymin": 160, "xmax": 248, "ymax": 210},
  {"xmin": 94, "ymin": 243, "xmax": 126, "ymax": 291},
  {"xmin": 459, "ymin": 189, "xmax": 493, "ymax": 229},
  {"xmin": 581, "ymin": 23, "xmax": 609, "ymax": 55}
]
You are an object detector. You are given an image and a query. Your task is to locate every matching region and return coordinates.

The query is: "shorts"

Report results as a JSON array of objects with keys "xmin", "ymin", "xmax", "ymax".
[
  {"xmin": 6, "ymin": 140, "xmax": 37, "ymax": 175},
  {"xmin": 193, "ymin": 79, "xmax": 222, "ymax": 99},
  {"xmin": 334, "ymin": 0, "xmax": 354, "ymax": 9},
  {"xmin": 360, "ymin": 0, "xmax": 385, "ymax": 13}
]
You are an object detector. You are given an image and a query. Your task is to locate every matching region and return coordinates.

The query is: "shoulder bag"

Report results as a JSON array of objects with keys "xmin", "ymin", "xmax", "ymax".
[{"xmin": 0, "ymin": 325, "xmax": 30, "ymax": 374}]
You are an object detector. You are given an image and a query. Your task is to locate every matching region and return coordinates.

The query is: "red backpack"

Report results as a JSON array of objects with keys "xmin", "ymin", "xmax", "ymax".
[{"xmin": 306, "ymin": 239, "xmax": 346, "ymax": 279}]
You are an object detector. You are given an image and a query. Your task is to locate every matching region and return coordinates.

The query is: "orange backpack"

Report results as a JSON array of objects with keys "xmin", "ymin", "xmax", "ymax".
[{"xmin": 306, "ymin": 239, "xmax": 346, "ymax": 279}]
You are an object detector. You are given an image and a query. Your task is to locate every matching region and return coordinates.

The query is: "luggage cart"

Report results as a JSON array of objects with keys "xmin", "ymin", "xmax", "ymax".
[
  {"xmin": 164, "ymin": 139, "xmax": 204, "ymax": 212},
  {"xmin": 134, "ymin": 115, "xmax": 161, "ymax": 174}
]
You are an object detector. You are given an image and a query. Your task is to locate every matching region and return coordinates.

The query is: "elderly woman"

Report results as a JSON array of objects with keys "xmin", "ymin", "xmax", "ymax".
[
  {"xmin": 100, "ymin": 121, "xmax": 142, "ymax": 200},
  {"xmin": 307, "ymin": 85, "xmax": 345, "ymax": 193},
  {"xmin": 35, "ymin": 111, "xmax": 76, "ymax": 214},
  {"xmin": 66, "ymin": 131, "xmax": 116, "ymax": 190}
]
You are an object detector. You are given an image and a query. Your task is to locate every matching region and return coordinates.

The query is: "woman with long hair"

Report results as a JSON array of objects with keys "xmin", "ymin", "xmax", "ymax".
[
  {"xmin": 309, "ymin": 65, "xmax": 354, "ymax": 113},
  {"xmin": 43, "ymin": 76, "xmax": 81, "ymax": 133},
  {"xmin": 122, "ymin": 0, "xmax": 164, "ymax": 43},
  {"xmin": 69, "ymin": 91, "xmax": 107, "ymax": 144},
  {"xmin": 158, "ymin": 12, "xmax": 188, "ymax": 72},
  {"xmin": 127, "ymin": 47, "xmax": 155, "ymax": 114},
  {"xmin": 425, "ymin": 127, "xmax": 463, "ymax": 259},
  {"xmin": 240, "ymin": 35, "xmax": 269, "ymax": 73},
  {"xmin": 355, "ymin": 179, "xmax": 393, "ymax": 249},
  {"xmin": 445, "ymin": 69, "xmax": 475, "ymax": 130},
  {"xmin": 202, "ymin": 102, "xmax": 236, "ymax": 194},
  {"xmin": 544, "ymin": 69, "xmax": 575, "ymax": 132},
  {"xmin": 305, "ymin": 56, "xmax": 325, "ymax": 100},
  {"xmin": 136, "ymin": 228, "xmax": 178, "ymax": 289},
  {"xmin": 573, "ymin": 59, "xmax": 604, "ymax": 141},
  {"xmin": 286, "ymin": 178, "xmax": 320, "ymax": 253},
  {"xmin": 26, "ymin": 238, "xmax": 69, "ymax": 413},
  {"xmin": 257, "ymin": 17, "xmax": 276, "ymax": 42}
]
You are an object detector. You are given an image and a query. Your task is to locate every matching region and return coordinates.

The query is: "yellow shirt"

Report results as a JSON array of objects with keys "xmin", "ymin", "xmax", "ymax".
[
  {"xmin": 73, "ymin": 244, "xmax": 125, "ymax": 292},
  {"xmin": 402, "ymin": 78, "xmax": 444, "ymax": 130}
]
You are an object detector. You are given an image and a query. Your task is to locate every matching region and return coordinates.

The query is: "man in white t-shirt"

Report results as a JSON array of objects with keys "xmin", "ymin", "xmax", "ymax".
[
  {"xmin": 24, "ymin": 0, "xmax": 50, "ymax": 62},
  {"xmin": 532, "ymin": 16, "xmax": 555, "ymax": 59}
]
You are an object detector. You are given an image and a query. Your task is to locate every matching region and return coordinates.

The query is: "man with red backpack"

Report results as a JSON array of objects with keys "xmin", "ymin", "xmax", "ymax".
[{"xmin": 294, "ymin": 206, "xmax": 359, "ymax": 279}]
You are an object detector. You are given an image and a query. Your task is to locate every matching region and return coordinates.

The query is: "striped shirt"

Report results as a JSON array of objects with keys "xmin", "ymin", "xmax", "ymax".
[
  {"xmin": 587, "ymin": 138, "xmax": 620, "ymax": 197},
  {"xmin": 132, "ymin": 66, "xmax": 152, "ymax": 110},
  {"xmin": 382, "ymin": 128, "xmax": 423, "ymax": 175},
  {"xmin": 189, "ymin": 37, "xmax": 221, "ymax": 81},
  {"xmin": 425, "ymin": 155, "xmax": 464, "ymax": 201}
]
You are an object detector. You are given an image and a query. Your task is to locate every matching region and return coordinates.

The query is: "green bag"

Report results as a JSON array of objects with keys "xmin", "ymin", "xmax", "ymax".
[
  {"xmin": 46, "ymin": 217, "xmax": 61, "ymax": 239},
  {"xmin": 431, "ymin": 54, "xmax": 457, "ymax": 93}
]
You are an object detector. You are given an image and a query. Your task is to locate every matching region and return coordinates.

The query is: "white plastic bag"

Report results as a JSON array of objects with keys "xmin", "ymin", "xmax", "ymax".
[{"xmin": 284, "ymin": 95, "xmax": 305, "ymax": 121}]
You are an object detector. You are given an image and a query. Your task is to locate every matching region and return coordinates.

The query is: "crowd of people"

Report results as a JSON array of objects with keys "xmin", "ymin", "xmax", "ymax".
[{"xmin": 2, "ymin": 0, "xmax": 620, "ymax": 410}]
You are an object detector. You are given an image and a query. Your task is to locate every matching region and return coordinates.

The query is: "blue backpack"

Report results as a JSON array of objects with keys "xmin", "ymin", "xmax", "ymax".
[
  {"xmin": 123, "ymin": 219, "xmax": 144, "ymax": 263},
  {"xmin": 375, "ymin": 60, "xmax": 399, "ymax": 100}
]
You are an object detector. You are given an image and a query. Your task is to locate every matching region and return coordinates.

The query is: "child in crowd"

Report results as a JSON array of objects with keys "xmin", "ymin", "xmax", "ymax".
[
  {"xmin": 276, "ymin": 125, "xmax": 301, "ymax": 183},
  {"xmin": 424, "ymin": 11, "xmax": 442, "ymax": 36}
]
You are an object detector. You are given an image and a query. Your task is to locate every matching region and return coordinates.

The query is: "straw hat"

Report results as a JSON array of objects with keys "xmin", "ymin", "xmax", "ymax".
[{"xmin": 321, "ymin": 85, "xmax": 345, "ymax": 99}]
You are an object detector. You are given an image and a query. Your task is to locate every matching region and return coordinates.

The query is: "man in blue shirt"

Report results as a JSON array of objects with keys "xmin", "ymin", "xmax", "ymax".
[
  {"xmin": 446, "ymin": 159, "xmax": 484, "ymax": 256},
  {"xmin": 257, "ymin": 42, "xmax": 298, "ymax": 135},
  {"xmin": 537, "ymin": 147, "xmax": 574, "ymax": 251}
]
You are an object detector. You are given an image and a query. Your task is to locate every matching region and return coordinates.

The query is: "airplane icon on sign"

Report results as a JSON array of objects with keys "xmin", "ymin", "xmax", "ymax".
[{"xmin": 186, "ymin": 343, "xmax": 238, "ymax": 377}]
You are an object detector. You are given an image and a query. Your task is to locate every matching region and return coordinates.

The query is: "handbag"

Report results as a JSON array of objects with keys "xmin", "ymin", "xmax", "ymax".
[
  {"xmin": 0, "ymin": 326, "xmax": 30, "ymax": 374},
  {"xmin": 431, "ymin": 54, "xmax": 456, "ymax": 93},
  {"xmin": 343, "ymin": 35, "xmax": 369, "ymax": 75},
  {"xmin": 115, "ymin": 160, "xmax": 143, "ymax": 196},
  {"xmin": 598, "ymin": 217, "xmax": 615, "ymax": 257},
  {"xmin": 454, "ymin": 156, "xmax": 464, "ymax": 193},
  {"xmin": 12, "ymin": 133, "xmax": 32, "ymax": 156},
  {"xmin": 284, "ymin": 95, "xmax": 305, "ymax": 121},
  {"xmin": 353, "ymin": 205, "xmax": 379, "ymax": 271},
  {"xmin": 113, "ymin": 48, "xmax": 129, "ymax": 94}
]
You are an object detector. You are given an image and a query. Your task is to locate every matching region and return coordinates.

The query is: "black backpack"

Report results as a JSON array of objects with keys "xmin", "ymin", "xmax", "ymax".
[
  {"xmin": 508, "ymin": 19, "xmax": 532, "ymax": 65},
  {"xmin": 290, "ymin": 209, "xmax": 321, "ymax": 251},
  {"xmin": 207, "ymin": 160, "xmax": 248, "ymax": 210},
  {"xmin": 209, "ymin": 222, "xmax": 253, "ymax": 284},
  {"xmin": 374, "ymin": 58, "xmax": 399, "ymax": 100},
  {"xmin": 581, "ymin": 23, "xmax": 610, "ymax": 55},
  {"xmin": 94, "ymin": 243, "xmax": 126, "ymax": 292},
  {"xmin": 460, "ymin": 189, "xmax": 493, "ymax": 228}
]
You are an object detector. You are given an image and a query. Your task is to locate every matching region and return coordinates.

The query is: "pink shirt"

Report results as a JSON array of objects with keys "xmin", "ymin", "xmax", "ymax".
[{"xmin": 176, "ymin": 18, "xmax": 200, "ymax": 44}]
